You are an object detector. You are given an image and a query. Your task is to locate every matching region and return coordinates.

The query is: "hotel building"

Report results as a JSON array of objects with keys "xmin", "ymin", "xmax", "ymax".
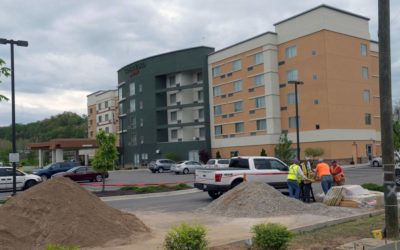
[{"xmin": 208, "ymin": 5, "xmax": 380, "ymax": 162}]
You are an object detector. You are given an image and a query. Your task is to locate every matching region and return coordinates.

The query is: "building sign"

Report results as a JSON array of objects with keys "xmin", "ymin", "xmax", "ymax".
[{"xmin": 125, "ymin": 62, "xmax": 146, "ymax": 77}]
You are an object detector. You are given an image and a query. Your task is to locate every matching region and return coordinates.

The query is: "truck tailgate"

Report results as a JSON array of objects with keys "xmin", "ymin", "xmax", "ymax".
[{"xmin": 195, "ymin": 169, "xmax": 217, "ymax": 184}]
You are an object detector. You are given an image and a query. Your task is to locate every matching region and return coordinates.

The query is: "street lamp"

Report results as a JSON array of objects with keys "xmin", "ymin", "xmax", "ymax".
[
  {"xmin": 288, "ymin": 80, "xmax": 304, "ymax": 161},
  {"xmin": 0, "ymin": 38, "xmax": 28, "ymax": 196}
]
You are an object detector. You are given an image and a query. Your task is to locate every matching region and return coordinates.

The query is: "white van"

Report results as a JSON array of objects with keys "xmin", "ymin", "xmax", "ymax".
[{"xmin": 206, "ymin": 159, "xmax": 230, "ymax": 168}]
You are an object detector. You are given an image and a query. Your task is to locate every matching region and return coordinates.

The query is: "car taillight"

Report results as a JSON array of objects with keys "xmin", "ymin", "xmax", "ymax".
[{"xmin": 215, "ymin": 173, "xmax": 222, "ymax": 182}]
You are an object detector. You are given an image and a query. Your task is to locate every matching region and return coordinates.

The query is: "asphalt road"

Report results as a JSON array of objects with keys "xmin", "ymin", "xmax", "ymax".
[{"xmin": 0, "ymin": 166, "xmax": 385, "ymax": 210}]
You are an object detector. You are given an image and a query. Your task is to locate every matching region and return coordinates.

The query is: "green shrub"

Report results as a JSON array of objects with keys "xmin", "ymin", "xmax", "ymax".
[
  {"xmin": 260, "ymin": 148, "xmax": 267, "ymax": 156},
  {"xmin": 46, "ymin": 244, "xmax": 79, "ymax": 250},
  {"xmin": 361, "ymin": 183, "xmax": 384, "ymax": 192},
  {"xmin": 174, "ymin": 183, "xmax": 190, "ymax": 190},
  {"xmin": 165, "ymin": 152, "xmax": 179, "ymax": 162},
  {"xmin": 251, "ymin": 223, "xmax": 293, "ymax": 250},
  {"xmin": 164, "ymin": 223, "xmax": 207, "ymax": 250}
]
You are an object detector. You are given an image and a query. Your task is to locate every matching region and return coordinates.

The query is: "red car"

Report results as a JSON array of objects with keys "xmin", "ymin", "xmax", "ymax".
[{"xmin": 52, "ymin": 166, "xmax": 109, "ymax": 182}]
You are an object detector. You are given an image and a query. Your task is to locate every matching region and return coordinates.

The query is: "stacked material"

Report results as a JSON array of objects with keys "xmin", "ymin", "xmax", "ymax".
[
  {"xmin": 0, "ymin": 177, "xmax": 150, "ymax": 250},
  {"xmin": 323, "ymin": 187, "xmax": 344, "ymax": 206},
  {"xmin": 201, "ymin": 182, "xmax": 358, "ymax": 218},
  {"xmin": 335, "ymin": 185, "xmax": 382, "ymax": 208}
]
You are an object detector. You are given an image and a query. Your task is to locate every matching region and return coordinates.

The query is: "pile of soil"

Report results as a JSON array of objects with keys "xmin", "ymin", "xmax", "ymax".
[
  {"xmin": 0, "ymin": 177, "xmax": 150, "ymax": 250},
  {"xmin": 201, "ymin": 182, "xmax": 358, "ymax": 218}
]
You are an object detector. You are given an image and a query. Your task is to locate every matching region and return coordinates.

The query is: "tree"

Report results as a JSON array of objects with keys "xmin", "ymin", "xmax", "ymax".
[
  {"xmin": 92, "ymin": 130, "xmax": 118, "ymax": 192},
  {"xmin": 216, "ymin": 151, "xmax": 221, "ymax": 159},
  {"xmin": 0, "ymin": 58, "xmax": 10, "ymax": 102},
  {"xmin": 164, "ymin": 152, "xmax": 178, "ymax": 162},
  {"xmin": 394, "ymin": 120, "xmax": 400, "ymax": 151},
  {"xmin": 304, "ymin": 147, "xmax": 325, "ymax": 159},
  {"xmin": 260, "ymin": 148, "xmax": 267, "ymax": 156},
  {"xmin": 274, "ymin": 133, "xmax": 295, "ymax": 164},
  {"xmin": 199, "ymin": 149, "xmax": 210, "ymax": 164}
]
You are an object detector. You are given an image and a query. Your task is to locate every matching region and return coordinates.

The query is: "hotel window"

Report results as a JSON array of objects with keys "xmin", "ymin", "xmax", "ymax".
[
  {"xmin": 234, "ymin": 101, "xmax": 243, "ymax": 112},
  {"xmin": 365, "ymin": 113, "xmax": 371, "ymax": 125},
  {"xmin": 215, "ymin": 125, "xmax": 223, "ymax": 136},
  {"xmin": 363, "ymin": 90, "xmax": 370, "ymax": 103},
  {"xmin": 289, "ymin": 116, "xmax": 300, "ymax": 128},
  {"xmin": 105, "ymin": 127, "xmax": 109, "ymax": 133},
  {"xmin": 105, "ymin": 114, "xmax": 109, "ymax": 121},
  {"xmin": 168, "ymin": 75, "xmax": 176, "ymax": 86},
  {"xmin": 197, "ymin": 72, "xmax": 202, "ymax": 82},
  {"xmin": 97, "ymin": 103, "xmax": 101, "ymax": 110},
  {"xmin": 197, "ymin": 90, "xmax": 203, "ymax": 101},
  {"xmin": 105, "ymin": 101, "xmax": 109, "ymax": 108},
  {"xmin": 89, "ymin": 120, "xmax": 93, "ymax": 126},
  {"xmin": 140, "ymin": 118, "xmax": 143, "ymax": 127},
  {"xmin": 140, "ymin": 136, "xmax": 144, "ymax": 144},
  {"xmin": 130, "ymin": 99, "xmax": 136, "ymax": 112},
  {"xmin": 232, "ymin": 59, "xmax": 242, "ymax": 71},
  {"xmin": 129, "ymin": 82, "xmax": 135, "ymax": 96},
  {"xmin": 253, "ymin": 74, "xmax": 265, "ymax": 86},
  {"xmin": 253, "ymin": 52, "xmax": 263, "ymax": 65},
  {"xmin": 285, "ymin": 45, "xmax": 297, "ymax": 58},
  {"xmin": 255, "ymin": 96, "xmax": 265, "ymax": 108},
  {"xmin": 235, "ymin": 122, "xmax": 244, "ymax": 133},
  {"xmin": 361, "ymin": 44, "xmax": 368, "ymax": 56},
  {"xmin": 139, "ymin": 84, "xmax": 142, "ymax": 92},
  {"xmin": 170, "ymin": 111, "xmax": 177, "ymax": 121},
  {"xmin": 171, "ymin": 129, "xmax": 178, "ymax": 139},
  {"xmin": 214, "ymin": 105, "xmax": 222, "ymax": 116},
  {"xmin": 287, "ymin": 69, "xmax": 298, "ymax": 81},
  {"xmin": 89, "ymin": 108, "xmax": 93, "ymax": 114},
  {"xmin": 287, "ymin": 92, "xmax": 299, "ymax": 105},
  {"xmin": 90, "ymin": 131, "xmax": 93, "ymax": 137},
  {"xmin": 119, "ymin": 103, "xmax": 123, "ymax": 114},
  {"xmin": 199, "ymin": 127, "xmax": 205, "ymax": 137},
  {"xmin": 362, "ymin": 67, "xmax": 369, "ymax": 79},
  {"xmin": 170, "ymin": 93, "xmax": 177, "ymax": 104},
  {"xmin": 256, "ymin": 119, "xmax": 267, "ymax": 130},
  {"xmin": 139, "ymin": 101, "xmax": 143, "ymax": 109},
  {"xmin": 233, "ymin": 80, "xmax": 242, "ymax": 92},
  {"xmin": 312, "ymin": 74, "xmax": 317, "ymax": 80},
  {"xmin": 198, "ymin": 109, "xmax": 204, "ymax": 119},
  {"xmin": 213, "ymin": 86, "xmax": 221, "ymax": 96},
  {"xmin": 98, "ymin": 116, "xmax": 102, "ymax": 122},
  {"xmin": 118, "ymin": 88, "xmax": 123, "ymax": 100},
  {"xmin": 212, "ymin": 66, "xmax": 221, "ymax": 77}
]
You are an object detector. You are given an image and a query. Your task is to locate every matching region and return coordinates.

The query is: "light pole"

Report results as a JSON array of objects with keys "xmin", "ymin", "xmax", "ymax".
[
  {"xmin": 288, "ymin": 80, "xmax": 304, "ymax": 161},
  {"xmin": 0, "ymin": 38, "xmax": 28, "ymax": 196}
]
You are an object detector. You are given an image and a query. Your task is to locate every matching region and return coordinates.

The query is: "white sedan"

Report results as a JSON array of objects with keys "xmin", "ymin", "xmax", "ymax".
[{"xmin": 171, "ymin": 161, "xmax": 203, "ymax": 174}]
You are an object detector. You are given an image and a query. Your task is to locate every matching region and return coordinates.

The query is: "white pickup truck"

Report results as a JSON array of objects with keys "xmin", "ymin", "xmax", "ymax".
[{"xmin": 194, "ymin": 156, "xmax": 289, "ymax": 199}]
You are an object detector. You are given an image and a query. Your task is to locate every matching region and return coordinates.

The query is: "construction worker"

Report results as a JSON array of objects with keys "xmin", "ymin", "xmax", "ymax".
[
  {"xmin": 287, "ymin": 159, "xmax": 307, "ymax": 199},
  {"xmin": 330, "ymin": 160, "xmax": 345, "ymax": 186},
  {"xmin": 314, "ymin": 159, "xmax": 333, "ymax": 194},
  {"xmin": 299, "ymin": 161, "xmax": 315, "ymax": 202}
]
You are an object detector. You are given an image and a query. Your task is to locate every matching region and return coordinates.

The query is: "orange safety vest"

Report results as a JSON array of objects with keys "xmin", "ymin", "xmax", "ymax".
[{"xmin": 330, "ymin": 165, "xmax": 345, "ymax": 183}]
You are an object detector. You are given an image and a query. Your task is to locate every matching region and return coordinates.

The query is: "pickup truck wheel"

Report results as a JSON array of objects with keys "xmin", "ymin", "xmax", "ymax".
[
  {"xmin": 208, "ymin": 191, "xmax": 223, "ymax": 199},
  {"xmin": 183, "ymin": 168, "xmax": 189, "ymax": 174},
  {"xmin": 231, "ymin": 179, "xmax": 243, "ymax": 189},
  {"xmin": 24, "ymin": 180, "xmax": 37, "ymax": 190},
  {"xmin": 40, "ymin": 175, "xmax": 48, "ymax": 181},
  {"xmin": 157, "ymin": 167, "xmax": 164, "ymax": 173}
]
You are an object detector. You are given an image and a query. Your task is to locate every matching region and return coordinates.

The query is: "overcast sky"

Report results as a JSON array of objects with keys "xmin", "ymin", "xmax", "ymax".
[{"xmin": 0, "ymin": 0, "xmax": 399, "ymax": 126}]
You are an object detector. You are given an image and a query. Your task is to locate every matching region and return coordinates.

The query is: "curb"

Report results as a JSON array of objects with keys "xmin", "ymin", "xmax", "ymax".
[
  {"xmin": 100, "ymin": 188, "xmax": 202, "ymax": 202},
  {"xmin": 215, "ymin": 209, "xmax": 384, "ymax": 248}
]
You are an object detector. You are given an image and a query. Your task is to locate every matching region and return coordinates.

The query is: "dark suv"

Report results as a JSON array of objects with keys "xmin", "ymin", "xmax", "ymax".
[
  {"xmin": 32, "ymin": 161, "xmax": 80, "ymax": 181},
  {"xmin": 148, "ymin": 159, "xmax": 176, "ymax": 173}
]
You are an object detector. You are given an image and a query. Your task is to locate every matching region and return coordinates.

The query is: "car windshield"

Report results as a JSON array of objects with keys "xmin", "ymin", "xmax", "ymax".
[
  {"xmin": 177, "ymin": 161, "xmax": 185, "ymax": 164},
  {"xmin": 67, "ymin": 167, "xmax": 81, "ymax": 172}
]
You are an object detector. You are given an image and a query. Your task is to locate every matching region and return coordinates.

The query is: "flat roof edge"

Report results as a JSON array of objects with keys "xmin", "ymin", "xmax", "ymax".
[{"xmin": 274, "ymin": 4, "xmax": 370, "ymax": 26}]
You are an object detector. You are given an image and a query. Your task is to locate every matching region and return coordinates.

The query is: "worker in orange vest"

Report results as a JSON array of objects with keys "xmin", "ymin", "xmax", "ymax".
[
  {"xmin": 314, "ymin": 159, "xmax": 333, "ymax": 194},
  {"xmin": 330, "ymin": 160, "xmax": 345, "ymax": 186}
]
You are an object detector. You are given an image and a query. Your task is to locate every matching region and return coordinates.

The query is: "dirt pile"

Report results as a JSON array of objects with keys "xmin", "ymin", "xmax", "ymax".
[
  {"xmin": 0, "ymin": 177, "xmax": 150, "ymax": 250},
  {"xmin": 201, "ymin": 182, "xmax": 358, "ymax": 218}
]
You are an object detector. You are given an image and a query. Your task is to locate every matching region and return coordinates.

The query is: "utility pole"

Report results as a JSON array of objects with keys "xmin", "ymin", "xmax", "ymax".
[
  {"xmin": 378, "ymin": 0, "xmax": 399, "ymax": 239},
  {"xmin": 288, "ymin": 80, "xmax": 304, "ymax": 161}
]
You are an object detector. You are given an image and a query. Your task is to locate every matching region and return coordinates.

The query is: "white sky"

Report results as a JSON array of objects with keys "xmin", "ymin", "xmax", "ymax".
[{"xmin": 0, "ymin": 0, "xmax": 399, "ymax": 126}]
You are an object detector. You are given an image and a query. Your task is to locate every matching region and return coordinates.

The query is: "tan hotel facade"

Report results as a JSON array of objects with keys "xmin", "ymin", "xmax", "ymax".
[{"xmin": 208, "ymin": 5, "xmax": 380, "ymax": 162}]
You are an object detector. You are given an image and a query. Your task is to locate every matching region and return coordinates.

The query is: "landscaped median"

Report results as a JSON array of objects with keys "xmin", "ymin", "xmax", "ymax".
[{"xmin": 92, "ymin": 183, "xmax": 192, "ymax": 197}]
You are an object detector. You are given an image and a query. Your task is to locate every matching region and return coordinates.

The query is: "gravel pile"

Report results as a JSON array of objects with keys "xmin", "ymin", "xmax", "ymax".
[
  {"xmin": 200, "ymin": 182, "xmax": 359, "ymax": 218},
  {"xmin": 0, "ymin": 177, "xmax": 150, "ymax": 250}
]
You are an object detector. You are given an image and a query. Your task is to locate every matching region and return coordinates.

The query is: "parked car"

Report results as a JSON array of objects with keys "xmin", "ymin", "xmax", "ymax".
[
  {"xmin": 32, "ymin": 161, "xmax": 80, "ymax": 181},
  {"xmin": 370, "ymin": 151, "xmax": 400, "ymax": 167},
  {"xmin": 52, "ymin": 166, "xmax": 109, "ymax": 182},
  {"xmin": 148, "ymin": 159, "xmax": 176, "ymax": 173},
  {"xmin": 206, "ymin": 159, "xmax": 230, "ymax": 168},
  {"xmin": 171, "ymin": 161, "xmax": 203, "ymax": 174},
  {"xmin": 0, "ymin": 167, "xmax": 42, "ymax": 191}
]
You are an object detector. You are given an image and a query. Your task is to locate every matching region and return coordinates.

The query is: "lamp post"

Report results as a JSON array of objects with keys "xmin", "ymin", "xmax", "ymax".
[
  {"xmin": 288, "ymin": 80, "xmax": 304, "ymax": 161},
  {"xmin": 0, "ymin": 38, "xmax": 28, "ymax": 196}
]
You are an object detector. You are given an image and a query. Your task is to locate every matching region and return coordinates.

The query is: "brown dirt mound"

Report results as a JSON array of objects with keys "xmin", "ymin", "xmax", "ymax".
[
  {"xmin": 0, "ymin": 177, "xmax": 150, "ymax": 250},
  {"xmin": 201, "ymin": 182, "xmax": 358, "ymax": 218}
]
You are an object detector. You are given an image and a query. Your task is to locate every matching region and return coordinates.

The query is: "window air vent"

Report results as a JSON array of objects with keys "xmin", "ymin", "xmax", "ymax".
[
  {"xmin": 278, "ymin": 61, "xmax": 285, "ymax": 66},
  {"xmin": 222, "ymin": 115, "xmax": 228, "ymax": 118},
  {"xmin": 193, "ymin": 100, "xmax": 198, "ymax": 104},
  {"xmin": 176, "ymin": 83, "xmax": 180, "ymax": 87},
  {"xmin": 282, "ymin": 129, "xmax": 288, "ymax": 134},
  {"xmin": 250, "ymin": 132, "xmax": 257, "ymax": 136},
  {"xmin": 227, "ymin": 73, "xmax": 232, "ymax": 77},
  {"xmin": 248, "ymin": 88, "xmax": 254, "ymax": 92},
  {"xmin": 228, "ymin": 93, "xmax": 234, "ymax": 97},
  {"xmin": 176, "ymin": 101, "xmax": 181, "ymax": 105},
  {"xmin": 229, "ymin": 114, "xmax": 234, "ymax": 117},
  {"xmin": 230, "ymin": 134, "xmax": 235, "ymax": 138},
  {"xmin": 177, "ymin": 120, "xmax": 181, "ymax": 124},
  {"xmin": 178, "ymin": 138, "xmax": 182, "ymax": 142},
  {"xmin": 248, "ymin": 66, "xmax": 253, "ymax": 71},
  {"xmin": 220, "ymin": 74, "xmax": 226, "ymax": 79},
  {"xmin": 221, "ymin": 94, "xmax": 226, "ymax": 98},
  {"xmin": 223, "ymin": 135, "xmax": 228, "ymax": 138},
  {"xmin": 249, "ymin": 110, "xmax": 255, "ymax": 114},
  {"xmin": 281, "ymin": 107, "xmax": 287, "ymax": 111},
  {"xmin": 279, "ymin": 84, "xmax": 286, "ymax": 88},
  {"xmin": 194, "ymin": 119, "xmax": 199, "ymax": 123}
]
